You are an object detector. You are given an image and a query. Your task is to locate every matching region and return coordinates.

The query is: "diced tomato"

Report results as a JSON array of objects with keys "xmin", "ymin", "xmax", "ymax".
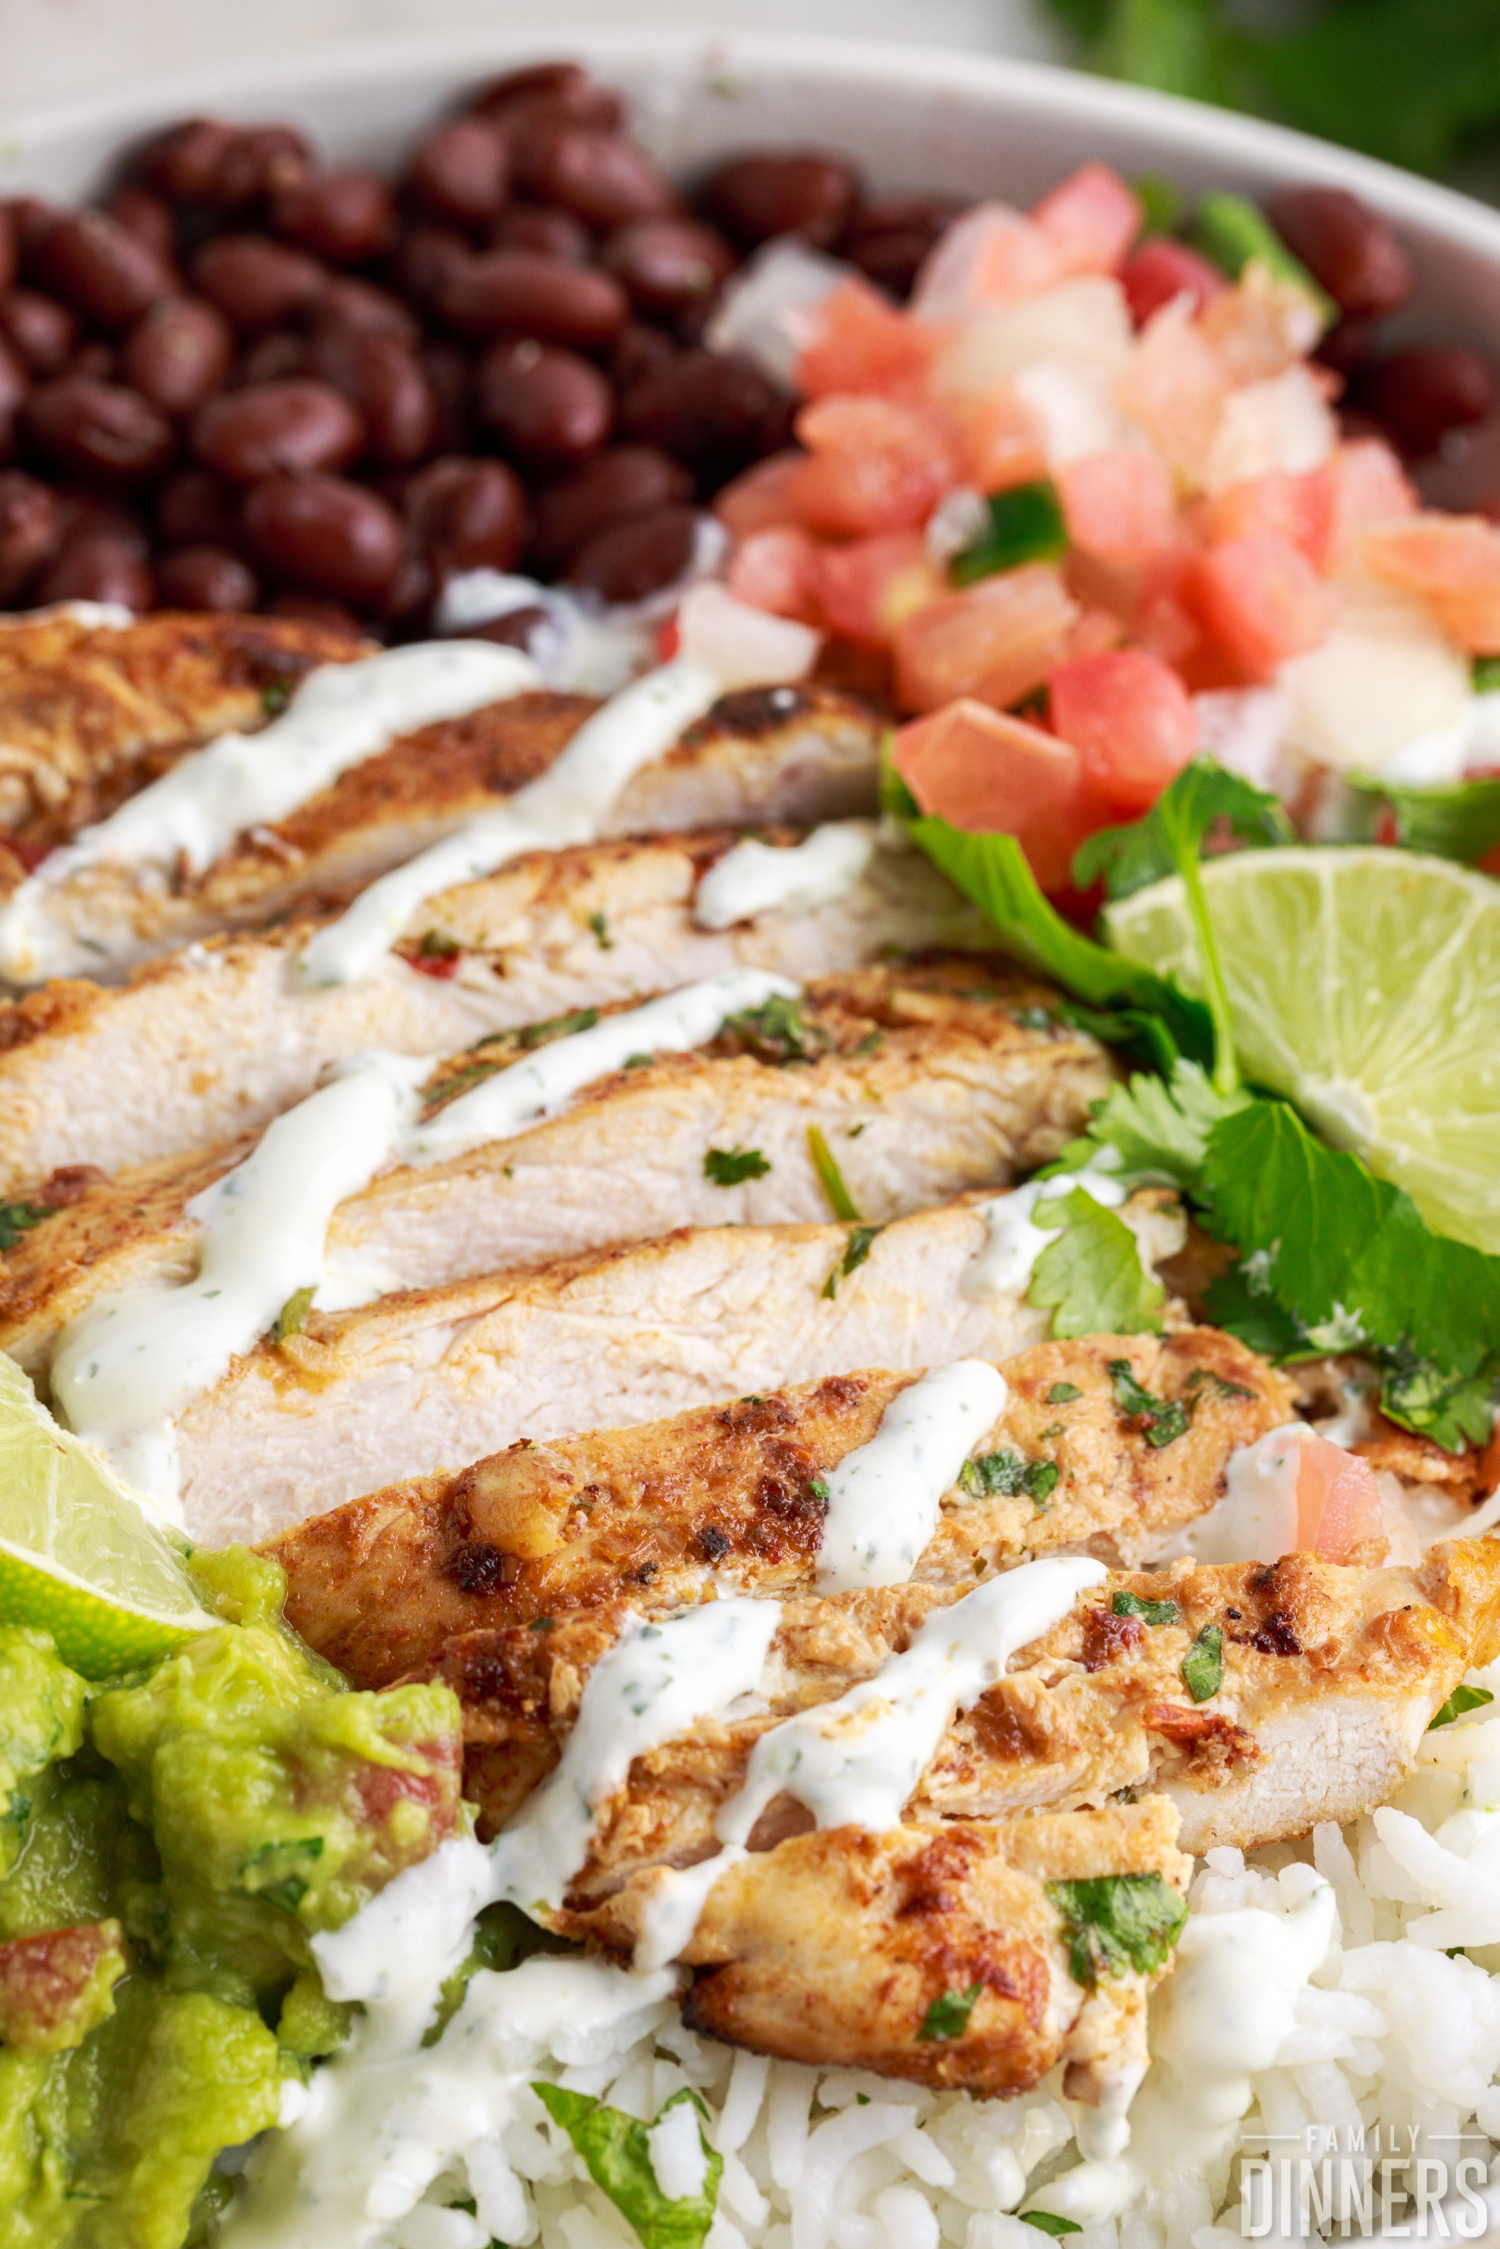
[
  {"xmin": 0, "ymin": 1921, "xmax": 126, "ymax": 2054},
  {"xmin": 1058, "ymin": 449, "xmax": 1177, "ymax": 564},
  {"xmin": 1185, "ymin": 531, "xmax": 1341, "ymax": 681},
  {"xmin": 1064, "ymin": 605, "xmax": 1128, "ymax": 662},
  {"xmin": 958, "ymin": 383, "xmax": 1050, "ymax": 492},
  {"xmin": 784, "ymin": 394, "xmax": 958, "ymax": 537},
  {"xmin": 1031, "ymin": 163, "xmax": 1143, "ymax": 277},
  {"xmin": 1117, "ymin": 300, "xmax": 1231, "ymax": 481},
  {"xmin": 1120, "ymin": 237, "xmax": 1228, "ymax": 327},
  {"xmin": 891, "ymin": 697, "xmax": 1095, "ymax": 891},
  {"xmin": 714, "ymin": 452, "xmax": 805, "ymax": 539},
  {"xmin": 815, "ymin": 531, "xmax": 942, "ymax": 647},
  {"xmin": 1198, "ymin": 266, "xmax": 1323, "ymax": 385},
  {"xmin": 1363, "ymin": 514, "xmax": 1500, "ymax": 654},
  {"xmin": 1200, "ymin": 470, "xmax": 1336, "ymax": 571},
  {"xmin": 1295, "ymin": 1437, "xmax": 1385, "ymax": 1562},
  {"xmin": 656, "ymin": 617, "xmax": 681, "ymax": 661},
  {"xmin": 1049, "ymin": 648, "xmax": 1197, "ymax": 814},
  {"xmin": 911, "ymin": 202, "xmax": 1062, "ymax": 320},
  {"xmin": 728, "ymin": 525, "xmax": 824, "ymax": 625},
  {"xmin": 892, "ymin": 564, "xmax": 1080, "ymax": 716},
  {"xmin": 794, "ymin": 276, "xmax": 939, "ymax": 399}
]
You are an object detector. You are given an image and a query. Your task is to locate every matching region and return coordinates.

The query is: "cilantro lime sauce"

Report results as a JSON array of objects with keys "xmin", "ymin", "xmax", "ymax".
[
  {"xmin": 0, "ymin": 642, "xmax": 538, "ymax": 985},
  {"xmin": 963, "ymin": 1161, "xmax": 1130, "ymax": 1299},
  {"xmin": 814, "ymin": 1358, "xmax": 1009, "ymax": 1593},
  {"xmin": 402, "ymin": 964, "xmax": 799, "ymax": 1164},
  {"xmin": 490, "ymin": 1598, "xmax": 781, "ymax": 1918},
  {"xmin": 693, "ymin": 819, "xmax": 879, "ymax": 931},
  {"xmin": 636, "ymin": 1556, "xmax": 1106, "ymax": 1968}
]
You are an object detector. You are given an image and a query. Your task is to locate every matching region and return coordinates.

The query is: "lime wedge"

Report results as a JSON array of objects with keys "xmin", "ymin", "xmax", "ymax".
[
  {"xmin": 1103, "ymin": 847, "xmax": 1500, "ymax": 1256},
  {"xmin": 0, "ymin": 1354, "xmax": 213, "ymax": 1675}
]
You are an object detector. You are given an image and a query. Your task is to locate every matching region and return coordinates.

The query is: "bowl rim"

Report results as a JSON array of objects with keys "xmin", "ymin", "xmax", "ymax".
[{"xmin": 4, "ymin": 22, "xmax": 1500, "ymax": 264}]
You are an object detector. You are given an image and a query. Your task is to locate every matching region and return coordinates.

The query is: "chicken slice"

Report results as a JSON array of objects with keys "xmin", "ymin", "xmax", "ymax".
[
  {"xmin": 0, "ymin": 826, "xmax": 983, "ymax": 1194},
  {"xmin": 271, "ymin": 1329, "xmax": 1293, "ymax": 1688},
  {"xmin": 2, "ymin": 680, "xmax": 880, "ymax": 984},
  {"xmin": 407, "ymin": 1542, "xmax": 1500, "ymax": 1871},
  {"xmin": 577, "ymin": 1805, "xmax": 1189, "ymax": 2106},
  {"xmin": 0, "ymin": 962, "xmax": 1112, "ymax": 1373},
  {"xmin": 167, "ymin": 1188, "xmax": 1186, "ymax": 1544},
  {"xmin": 0, "ymin": 609, "xmax": 361, "ymax": 846}
]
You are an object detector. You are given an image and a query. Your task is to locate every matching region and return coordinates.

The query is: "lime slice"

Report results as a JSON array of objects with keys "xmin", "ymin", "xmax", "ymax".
[
  {"xmin": 0, "ymin": 1354, "xmax": 213, "ymax": 1675},
  {"xmin": 1103, "ymin": 846, "xmax": 1500, "ymax": 1256}
]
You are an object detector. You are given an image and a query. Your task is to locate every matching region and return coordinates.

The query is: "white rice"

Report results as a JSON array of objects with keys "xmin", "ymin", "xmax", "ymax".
[{"xmin": 372, "ymin": 1658, "xmax": 1500, "ymax": 2249}]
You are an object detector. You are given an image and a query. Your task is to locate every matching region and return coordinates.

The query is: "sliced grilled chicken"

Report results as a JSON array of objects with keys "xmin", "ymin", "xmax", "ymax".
[
  {"xmin": 168, "ymin": 1188, "xmax": 1185, "ymax": 1546},
  {"xmin": 271, "ymin": 1329, "xmax": 1293, "ymax": 1689},
  {"xmin": 581, "ymin": 1805, "xmax": 1188, "ymax": 2104},
  {"xmin": 1, "ymin": 680, "xmax": 880, "ymax": 983},
  {"xmin": 0, "ymin": 962, "xmax": 1112, "ymax": 1373},
  {"xmin": 0, "ymin": 827, "xmax": 984, "ymax": 1195},
  {"xmin": 409, "ymin": 1542, "xmax": 1500, "ymax": 1867},
  {"xmin": 0, "ymin": 609, "xmax": 362, "ymax": 847}
]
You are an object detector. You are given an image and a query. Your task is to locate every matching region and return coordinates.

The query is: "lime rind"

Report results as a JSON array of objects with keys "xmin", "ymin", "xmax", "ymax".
[
  {"xmin": 1104, "ymin": 847, "xmax": 1500, "ymax": 1255},
  {"xmin": 0, "ymin": 1354, "xmax": 213, "ymax": 1676}
]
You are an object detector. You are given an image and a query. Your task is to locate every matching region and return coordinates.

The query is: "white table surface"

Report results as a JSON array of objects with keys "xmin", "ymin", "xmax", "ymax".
[{"xmin": 0, "ymin": 0, "xmax": 1064, "ymax": 116}]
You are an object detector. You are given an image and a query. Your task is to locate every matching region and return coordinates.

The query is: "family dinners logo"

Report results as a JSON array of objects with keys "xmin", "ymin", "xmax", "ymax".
[{"xmin": 1239, "ymin": 2126, "xmax": 1493, "ymax": 2239}]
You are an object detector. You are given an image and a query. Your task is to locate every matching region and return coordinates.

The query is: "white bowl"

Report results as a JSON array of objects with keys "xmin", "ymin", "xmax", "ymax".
[{"xmin": 6, "ymin": 27, "xmax": 1500, "ymax": 499}]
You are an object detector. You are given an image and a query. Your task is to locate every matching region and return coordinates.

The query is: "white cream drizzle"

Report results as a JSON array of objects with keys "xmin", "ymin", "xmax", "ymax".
[
  {"xmin": 962, "ymin": 1158, "xmax": 1130, "ymax": 1300},
  {"xmin": 0, "ymin": 642, "xmax": 539, "ymax": 985},
  {"xmin": 400, "ymin": 965, "xmax": 796, "ymax": 1165},
  {"xmin": 48, "ymin": 1051, "xmax": 430, "ymax": 1517},
  {"xmin": 634, "ymin": 1556, "xmax": 1105, "ymax": 1969},
  {"xmin": 297, "ymin": 585, "xmax": 819, "ymax": 989},
  {"xmin": 815, "ymin": 1359, "xmax": 1009, "ymax": 1593},
  {"xmin": 45, "ymin": 968, "xmax": 799, "ymax": 1510},
  {"xmin": 693, "ymin": 820, "xmax": 879, "ymax": 932},
  {"xmin": 490, "ymin": 1598, "xmax": 782, "ymax": 1917}
]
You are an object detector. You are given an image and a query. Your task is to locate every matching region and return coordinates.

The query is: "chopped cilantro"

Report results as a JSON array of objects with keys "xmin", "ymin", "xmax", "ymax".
[
  {"xmin": 625, "ymin": 1053, "xmax": 655, "ymax": 1069},
  {"xmin": 950, "ymin": 479, "xmax": 1068, "ymax": 585},
  {"xmin": 1015, "ymin": 1005, "xmax": 1055, "ymax": 1032},
  {"xmin": 821, "ymin": 1222, "xmax": 887, "ymax": 1300},
  {"xmin": 1026, "ymin": 1459, "xmax": 1060, "ymax": 1507},
  {"xmin": 0, "ymin": 1201, "xmax": 54, "ymax": 1253},
  {"xmin": 588, "ymin": 910, "xmax": 615, "ymax": 950},
  {"xmin": 1046, "ymin": 1382, "xmax": 1082, "ymax": 1403},
  {"xmin": 724, "ymin": 992, "xmax": 829, "ymax": 1065},
  {"xmin": 273, "ymin": 1286, "xmax": 315, "ymax": 1342},
  {"xmin": 807, "ymin": 1125, "xmax": 861, "ymax": 1222},
  {"xmin": 1074, "ymin": 757, "xmax": 1294, "ymax": 908},
  {"xmin": 1045, "ymin": 1871, "xmax": 1187, "ymax": 1988},
  {"xmin": 533, "ymin": 2084, "xmax": 721, "ymax": 2249},
  {"xmin": 1185, "ymin": 1366, "xmax": 1255, "ymax": 1404},
  {"xmin": 1021, "ymin": 2215, "xmax": 1083, "ymax": 2237},
  {"xmin": 1429, "ymin": 1683, "xmax": 1495, "ymax": 1731},
  {"xmin": 703, "ymin": 1146, "xmax": 772, "ymax": 1186},
  {"xmin": 1181, "ymin": 1623, "xmax": 1225, "ymax": 1703},
  {"xmin": 1108, "ymin": 1361, "xmax": 1189, "ymax": 1448},
  {"xmin": 809, "ymin": 1478, "xmax": 830, "ymax": 1501},
  {"xmin": 957, "ymin": 1451, "xmax": 1057, "ymax": 1507},
  {"xmin": 1347, "ymin": 770, "xmax": 1500, "ymax": 866},
  {"xmin": 1190, "ymin": 193, "xmax": 1335, "ymax": 325},
  {"xmin": 261, "ymin": 679, "xmax": 292, "ymax": 715},
  {"xmin": 1113, "ymin": 1588, "xmax": 1180, "ymax": 1627},
  {"xmin": 916, "ymin": 1981, "xmax": 983, "ymax": 2040},
  {"xmin": 520, "ymin": 1006, "xmax": 599, "ymax": 1050},
  {"xmin": 851, "ymin": 1029, "xmax": 883, "ymax": 1058},
  {"xmin": 1029, "ymin": 1191, "xmax": 1165, "ymax": 1340},
  {"xmin": 416, "ymin": 928, "xmax": 461, "ymax": 962}
]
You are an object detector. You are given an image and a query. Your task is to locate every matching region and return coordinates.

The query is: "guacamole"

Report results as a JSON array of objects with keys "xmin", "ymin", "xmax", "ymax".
[{"xmin": 0, "ymin": 1546, "xmax": 465, "ymax": 2249}]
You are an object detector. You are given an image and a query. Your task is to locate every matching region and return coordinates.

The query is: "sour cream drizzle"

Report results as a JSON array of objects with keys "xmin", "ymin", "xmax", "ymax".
[
  {"xmin": 636, "ymin": 1556, "xmax": 1105, "ymax": 1968},
  {"xmin": 815, "ymin": 1358, "xmax": 1009, "ymax": 1593},
  {"xmin": 694, "ymin": 819, "xmax": 879, "ymax": 931},
  {"xmin": 0, "ymin": 642, "xmax": 539, "ymax": 985},
  {"xmin": 49, "ymin": 1051, "xmax": 429, "ymax": 1517},
  {"xmin": 963, "ymin": 1158, "xmax": 1130, "ymax": 1299},
  {"xmin": 490, "ymin": 1599, "xmax": 782, "ymax": 1917},
  {"xmin": 46, "ymin": 968, "xmax": 799, "ymax": 1511}
]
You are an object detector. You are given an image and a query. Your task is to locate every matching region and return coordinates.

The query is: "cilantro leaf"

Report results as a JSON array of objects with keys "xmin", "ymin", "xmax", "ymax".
[
  {"xmin": 1429, "ymin": 1683, "xmax": 1496, "ymax": 1731},
  {"xmin": 1189, "ymin": 193, "xmax": 1335, "ymax": 325},
  {"xmin": 1045, "ymin": 1872, "xmax": 1188, "ymax": 1987},
  {"xmin": 1021, "ymin": 2217, "xmax": 1083, "ymax": 2238},
  {"xmin": 533, "ymin": 2084, "xmax": 721, "ymax": 2249},
  {"xmin": 822, "ymin": 1222, "xmax": 887, "ymax": 1300},
  {"xmin": 916, "ymin": 1980, "xmax": 984, "ymax": 2039},
  {"xmin": 1347, "ymin": 772, "xmax": 1500, "ymax": 865},
  {"xmin": 958, "ymin": 1450, "xmax": 1058, "ymax": 1506},
  {"xmin": 703, "ymin": 1145, "xmax": 772, "ymax": 1186},
  {"xmin": 1047, "ymin": 1382, "xmax": 1083, "ymax": 1403},
  {"xmin": 907, "ymin": 819, "xmax": 1214, "ymax": 1067},
  {"xmin": 1181, "ymin": 1622, "xmax": 1225, "ymax": 1702},
  {"xmin": 1381, "ymin": 1355, "xmax": 1499, "ymax": 1454},
  {"xmin": 1108, "ymin": 1359, "xmax": 1189, "ymax": 1446},
  {"xmin": 1071, "ymin": 1059, "xmax": 1251, "ymax": 1189},
  {"xmin": 0, "ymin": 1200, "xmax": 55, "ymax": 1253},
  {"xmin": 1029, "ymin": 1190, "xmax": 1165, "ymax": 1340},
  {"xmin": 807, "ymin": 1124, "xmax": 861, "ymax": 1222},
  {"xmin": 1073, "ymin": 758, "xmax": 1294, "ymax": 904},
  {"xmin": 950, "ymin": 479, "xmax": 1068, "ymax": 586},
  {"xmin": 273, "ymin": 1286, "xmax": 315, "ymax": 1342},
  {"xmin": 725, "ymin": 992, "xmax": 828, "ymax": 1065},
  {"xmin": 1113, "ymin": 1588, "xmax": 1180, "ymax": 1627}
]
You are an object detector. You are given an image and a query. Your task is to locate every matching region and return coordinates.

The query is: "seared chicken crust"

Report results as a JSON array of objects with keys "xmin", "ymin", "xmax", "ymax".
[
  {"xmin": 272, "ymin": 1329, "xmax": 1293, "ymax": 1688},
  {"xmin": 0, "ymin": 960, "xmax": 1112, "ymax": 1372}
]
